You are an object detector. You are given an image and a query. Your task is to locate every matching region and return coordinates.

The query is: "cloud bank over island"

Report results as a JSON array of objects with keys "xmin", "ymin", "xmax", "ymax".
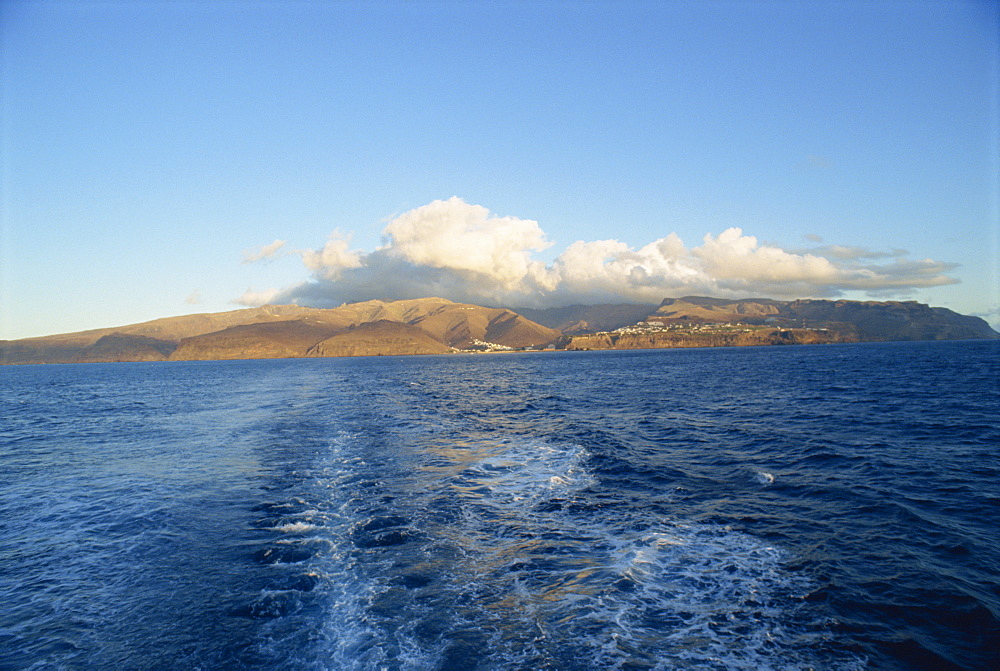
[{"xmin": 238, "ymin": 197, "xmax": 959, "ymax": 309}]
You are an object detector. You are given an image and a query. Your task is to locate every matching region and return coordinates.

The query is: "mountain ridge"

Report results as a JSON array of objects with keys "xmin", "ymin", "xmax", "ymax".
[{"xmin": 0, "ymin": 298, "xmax": 560, "ymax": 364}]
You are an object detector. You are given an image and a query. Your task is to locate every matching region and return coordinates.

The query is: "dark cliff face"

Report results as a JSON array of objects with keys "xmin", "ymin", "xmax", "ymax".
[{"xmin": 781, "ymin": 300, "xmax": 999, "ymax": 341}]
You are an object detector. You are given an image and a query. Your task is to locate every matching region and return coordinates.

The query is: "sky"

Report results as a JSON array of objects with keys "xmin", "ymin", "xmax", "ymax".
[{"xmin": 2, "ymin": 0, "xmax": 998, "ymax": 340}]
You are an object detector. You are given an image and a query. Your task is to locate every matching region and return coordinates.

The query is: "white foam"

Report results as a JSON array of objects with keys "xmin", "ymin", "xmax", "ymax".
[
  {"xmin": 755, "ymin": 470, "xmax": 776, "ymax": 486},
  {"xmin": 271, "ymin": 521, "xmax": 316, "ymax": 533},
  {"xmin": 408, "ymin": 437, "xmax": 859, "ymax": 669},
  {"xmin": 448, "ymin": 439, "xmax": 595, "ymax": 511}
]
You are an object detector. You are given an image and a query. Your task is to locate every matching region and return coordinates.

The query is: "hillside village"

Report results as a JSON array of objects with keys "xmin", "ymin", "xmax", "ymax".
[{"xmin": 609, "ymin": 319, "xmax": 832, "ymax": 336}]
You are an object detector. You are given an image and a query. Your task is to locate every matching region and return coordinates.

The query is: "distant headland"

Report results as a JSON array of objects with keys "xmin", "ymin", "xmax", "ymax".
[{"xmin": 2, "ymin": 296, "xmax": 997, "ymax": 365}]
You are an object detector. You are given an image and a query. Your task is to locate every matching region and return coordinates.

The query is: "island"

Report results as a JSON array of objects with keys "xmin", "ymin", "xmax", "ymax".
[{"xmin": 2, "ymin": 296, "xmax": 996, "ymax": 365}]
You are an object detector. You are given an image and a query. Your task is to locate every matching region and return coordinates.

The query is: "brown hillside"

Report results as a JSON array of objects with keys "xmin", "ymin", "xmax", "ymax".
[
  {"xmin": 1, "ymin": 298, "xmax": 560, "ymax": 364},
  {"xmin": 483, "ymin": 310, "xmax": 562, "ymax": 348},
  {"xmin": 394, "ymin": 300, "xmax": 560, "ymax": 348},
  {"xmin": 653, "ymin": 297, "xmax": 782, "ymax": 323}
]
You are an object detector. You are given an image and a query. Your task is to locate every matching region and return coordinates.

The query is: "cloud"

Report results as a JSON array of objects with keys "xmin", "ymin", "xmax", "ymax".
[
  {"xmin": 185, "ymin": 290, "xmax": 201, "ymax": 305},
  {"xmin": 241, "ymin": 197, "xmax": 960, "ymax": 309},
  {"xmin": 235, "ymin": 287, "xmax": 285, "ymax": 307},
  {"xmin": 302, "ymin": 233, "xmax": 363, "ymax": 279},
  {"xmin": 792, "ymin": 243, "xmax": 907, "ymax": 261},
  {"xmin": 381, "ymin": 198, "xmax": 552, "ymax": 289},
  {"xmin": 243, "ymin": 239, "xmax": 287, "ymax": 263}
]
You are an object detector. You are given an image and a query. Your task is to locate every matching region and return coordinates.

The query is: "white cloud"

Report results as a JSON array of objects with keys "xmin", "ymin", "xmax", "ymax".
[
  {"xmin": 696, "ymin": 228, "xmax": 842, "ymax": 286},
  {"xmin": 242, "ymin": 239, "xmax": 287, "ymax": 263},
  {"xmin": 185, "ymin": 290, "xmax": 201, "ymax": 305},
  {"xmin": 792, "ymin": 243, "xmax": 908, "ymax": 261},
  {"xmin": 235, "ymin": 287, "xmax": 285, "ymax": 307},
  {"xmin": 301, "ymin": 233, "xmax": 363, "ymax": 279},
  {"xmin": 381, "ymin": 197, "xmax": 553, "ymax": 290},
  {"xmin": 243, "ymin": 197, "xmax": 960, "ymax": 308}
]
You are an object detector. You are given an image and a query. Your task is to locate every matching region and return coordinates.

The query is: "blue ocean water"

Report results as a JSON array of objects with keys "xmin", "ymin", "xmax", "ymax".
[{"xmin": 1, "ymin": 340, "xmax": 998, "ymax": 670}]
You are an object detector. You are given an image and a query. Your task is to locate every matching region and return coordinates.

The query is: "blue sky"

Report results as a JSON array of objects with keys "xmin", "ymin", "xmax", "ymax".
[{"xmin": 2, "ymin": 0, "xmax": 998, "ymax": 339}]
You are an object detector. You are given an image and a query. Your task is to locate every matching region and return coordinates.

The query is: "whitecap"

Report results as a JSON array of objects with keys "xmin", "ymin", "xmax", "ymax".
[{"xmin": 755, "ymin": 470, "xmax": 775, "ymax": 486}]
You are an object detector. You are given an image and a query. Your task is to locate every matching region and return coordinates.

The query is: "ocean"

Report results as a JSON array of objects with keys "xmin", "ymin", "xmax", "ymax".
[{"xmin": 1, "ymin": 340, "xmax": 998, "ymax": 670}]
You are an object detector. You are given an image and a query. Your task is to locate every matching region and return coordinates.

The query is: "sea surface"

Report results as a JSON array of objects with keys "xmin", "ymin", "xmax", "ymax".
[{"xmin": 1, "ymin": 340, "xmax": 998, "ymax": 670}]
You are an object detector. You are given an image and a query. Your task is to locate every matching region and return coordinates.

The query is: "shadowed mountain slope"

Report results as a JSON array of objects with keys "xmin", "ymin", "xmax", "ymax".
[
  {"xmin": 515, "ymin": 304, "xmax": 659, "ymax": 334},
  {"xmin": 310, "ymin": 321, "xmax": 453, "ymax": 358},
  {"xmin": 169, "ymin": 320, "xmax": 344, "ymax": 361}
]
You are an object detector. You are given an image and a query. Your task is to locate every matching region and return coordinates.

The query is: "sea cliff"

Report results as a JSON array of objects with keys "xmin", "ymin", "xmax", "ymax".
[{"xmin": 560, "ymin": 326, "xmax": 852, "ymax": 351}]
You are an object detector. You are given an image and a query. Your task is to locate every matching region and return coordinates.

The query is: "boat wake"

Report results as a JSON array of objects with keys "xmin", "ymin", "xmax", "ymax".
[{"xmin": 241, "ymin": 427, "xmax": 863, "ymax": 670}]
